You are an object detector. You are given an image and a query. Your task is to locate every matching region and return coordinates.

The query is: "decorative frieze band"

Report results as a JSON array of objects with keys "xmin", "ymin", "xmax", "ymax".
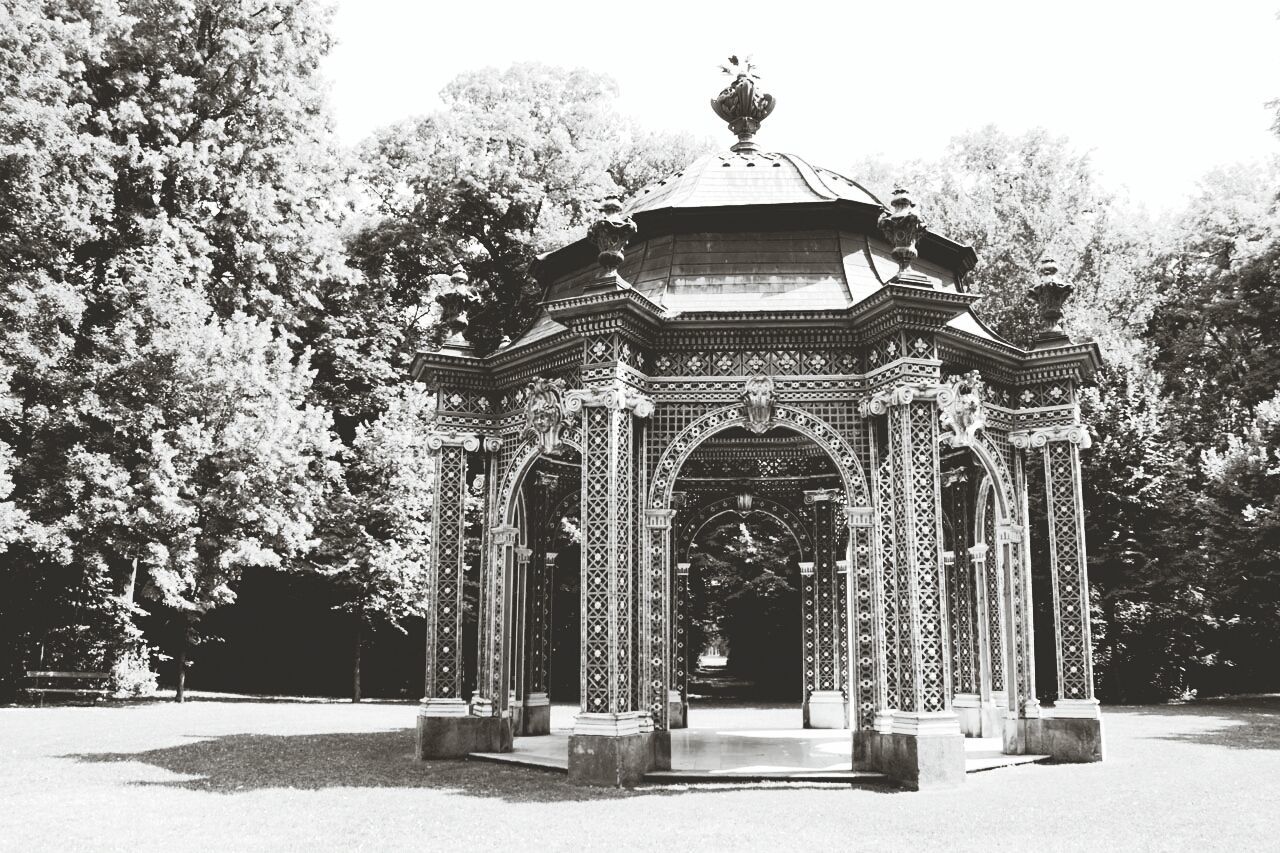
[
  {"xmin": 1008, "ymin": 425, "xmax": 1091, "ymax": 449},
  {"xmin": 565, "ymin": 383, "xmax": 655, "ymax": 418}
]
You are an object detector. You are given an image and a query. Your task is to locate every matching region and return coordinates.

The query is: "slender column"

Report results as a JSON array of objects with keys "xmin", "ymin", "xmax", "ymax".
[
  {"xmin": 474, "ymin": 523, "xmax": 519, "ymax": 717},
  {"xmin": 671, "ymin": 561, "xmax": 691, "ymax": 728},
  {"xmin": 1002, "ymin": 451, "xmax": 1040, "ymax": 723},
  {"xmin": 642, "ymin": 509, "xmax": 675, "ymax": 731},
  {"xmin": 523, "ymin": 548, "xmax": 555, "ymax": 736},
  {"xmin": 565, "ymin": 384, "xmax": 652, "ymax": 735},
  {"xmin": 871, "ymin": 441, "xmax": 899, "ymax": 733},
  {"xmin": 846, "ymin": 506, "xmax": 877, "ymax": 732},
  {"xmin": 977, "ymin": 486, "xmax": 1007, "ymax": 710},
  {"xmin": 861, "ymin": 384, "xmax": 961, "ymax": 732},
  {"xmin": 799, "ymin": 558, "xmax": 817, "ymax": 721},
  {"xmin": 421, "ymin": 432, "xmax": 478, "ymax": 717},
  {"xmin": 1042, "ymin": 438, "xmax": 1099, "ymax": 718},
  {"xmin": 508, "ymin": 545, "xmax": 531, "ymax": 731},
  {"xmin": 804, "ymin": 488, "xmax": 847, "ymax": 728}
]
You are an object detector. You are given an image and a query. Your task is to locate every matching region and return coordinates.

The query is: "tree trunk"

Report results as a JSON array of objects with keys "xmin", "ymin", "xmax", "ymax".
[
  {"xmin": 122, "ymin": 558, "xmax": 138, "ymax": 604},
  {"xmin": 352, "ymin": 617, "xmax": 362, "ymax": 703},
  {"xmin": 176, "ymin": 613, "xmax": 189, "ymax": 704}
]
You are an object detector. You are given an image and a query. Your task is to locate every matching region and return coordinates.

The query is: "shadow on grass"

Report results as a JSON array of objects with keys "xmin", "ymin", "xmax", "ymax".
[
  {"xmin": 1117, "ymin": 695, "xmax": 1280, "ymax": 751},
  {"xmin": 69, "ymin": 729, "xmax": 892, "ymax": 802}
]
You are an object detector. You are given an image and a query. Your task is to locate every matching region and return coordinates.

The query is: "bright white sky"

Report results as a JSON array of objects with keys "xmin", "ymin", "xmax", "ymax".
[{"xmin": 323, "ymin": 0, "xmax": 1280, "ymax": 213}]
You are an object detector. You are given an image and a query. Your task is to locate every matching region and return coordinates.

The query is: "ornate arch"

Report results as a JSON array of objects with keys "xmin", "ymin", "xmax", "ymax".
[
  {"xmin": 497, "ymin": 426, "xmax": 583, "ymax": 527},
  {"xmin": 674, "ymin": 495, "xmax": 813, "ymax": 563},
  {"xmin": 649, "ymin": 404, "xmax": 871, "ymax": 511}
]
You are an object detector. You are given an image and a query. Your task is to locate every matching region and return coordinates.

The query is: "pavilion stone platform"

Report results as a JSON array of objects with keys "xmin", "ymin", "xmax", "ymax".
[
  {"xmin": 413, "ymin": 63, "xmax": 1106, "ymax": 790},
  {"xmin": 468, "ymin": 705, "xmax": 1047, "ymax": 787}
]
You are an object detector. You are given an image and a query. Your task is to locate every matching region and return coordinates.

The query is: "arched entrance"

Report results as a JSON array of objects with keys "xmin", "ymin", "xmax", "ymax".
[{"xmin": 655, "ymin": 416, "xmax": 868, "ymax": 731}]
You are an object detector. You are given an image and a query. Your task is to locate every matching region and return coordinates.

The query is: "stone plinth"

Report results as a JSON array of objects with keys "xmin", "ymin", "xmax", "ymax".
[
  {"xmin": 523, "ymin": 693, "xmax": 551, "ymax": 736},
  {"xmin": 853, "ymin": 729, "xmax": 966, "ymax": 790},
  {"xmin": 805, "ymin": 690, "xmax": 849, "ymax": 729},
  {"xmin": 953, "ymin": 693, "xmax": 982, "ymax": 737},
  {"xmin": 417, "ymin": 713, "xmax": 513, "ymax": 759}
]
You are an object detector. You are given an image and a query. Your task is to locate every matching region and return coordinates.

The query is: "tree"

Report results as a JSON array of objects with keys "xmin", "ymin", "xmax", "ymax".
[
  {"xmin": 0, "ymin": 0, "xmax": 350, "ymax": 695},
  {"xmin": 131, "ymin": 312, "xmax": 339, "ymax": 701},
  {"xmin": 857, "ymin": 126, "xmax": 1155, "ymax": 353},
  {"xmin": 349, "ymin": 63, "xmax": 711, "ymax": 355},
  {"xmin": 1145, "ymin": 161, "xmax": 1280, "ymax": 448},
  {"xmin": 1195, "ymin": 391, "xmax": 1280, "ymax": 694},
  {"xmin": 314, "ymin": 385, "xmax": 433, "ymax": 701}
]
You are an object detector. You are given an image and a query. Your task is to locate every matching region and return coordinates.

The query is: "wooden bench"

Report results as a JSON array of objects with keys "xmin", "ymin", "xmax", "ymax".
[{"xmin": 23, "ymin": 671, "xmax": 112, "ymax": 706}]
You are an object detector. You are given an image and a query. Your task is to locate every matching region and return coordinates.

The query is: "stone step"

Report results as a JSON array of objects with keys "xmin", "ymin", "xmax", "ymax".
[
  {"xmin": 469, "ymin": 751, "xmax": 567, "ymax": 773},
  {"xmin": 643, "ymin": 769, "xmax": 895, "ymax": 787}
]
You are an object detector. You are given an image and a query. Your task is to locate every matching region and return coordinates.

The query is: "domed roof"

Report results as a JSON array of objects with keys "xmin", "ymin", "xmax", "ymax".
[{"xmin": 626, "ymin": 150, "xmax": 882, "ymax": 214}]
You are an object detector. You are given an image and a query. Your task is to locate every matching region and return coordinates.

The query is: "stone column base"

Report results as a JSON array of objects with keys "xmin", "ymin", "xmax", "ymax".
[
  {"xmin": 568, "ymin": 732, "xmax": 662, "ymax": 786},
  {"xmin": 1020, "ymin": 715, "xmax": 1105, "ymax": 762},
  {"xmin": 980, "ymin": 701, "xmax": 1006, "ymax": 739},
  {"xmin": 953, "ymin": 693, "xmax": 982, "ymax": 737},
  {"xmin": 804, "ymin": 690, "xmax": 849, "ymax": 729},
  {"xmin": 667, "ymin": 691, "xmax": 687, "ymax": 730},
  {"xmin": 523, "ymin": 694, "xmax": 551, "ymax": 736},
  {"xmin": 417, "ymin": 713, "xmax": 513, "ymax": 759},
  {"xmin": 853, "ymin": 730, "xmax": 966, "ymax": 790}
]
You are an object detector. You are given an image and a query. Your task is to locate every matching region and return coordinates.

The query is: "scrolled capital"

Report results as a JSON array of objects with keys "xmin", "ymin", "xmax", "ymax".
[
  {"xmin": 860, "ymin": 382, "xmax": 949, "ymax": 416},
  {"xmin": 644, "ymin": 508, "xmax": 677, "ymax": 529},
  {"xmin": 1009, "ymin": 424, "xmax": 1092, "ymax": 450},
  {"xmin": 427, "ymin": 432, "xmax": 481, "ymax": 452},
  {"xmin": 565, "ymin": 384, "xmax": 654, "ymax": 419}
]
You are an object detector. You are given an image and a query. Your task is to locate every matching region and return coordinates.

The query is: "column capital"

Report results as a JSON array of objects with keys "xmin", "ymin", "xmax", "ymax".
[
  {"xmin": 676, "ymin": 561, "xmax": 691, "ymax": 576},
  {"xmin": 1008, "ymin": 424, "xmax": 1091, "ymax": 450},
  {"xmin": 491, "ymin": 525, "xmax": 520, "ymax": 547},
  {"xmin": 845, "ymin": 505, "xmax": 875, "ymax": 528},
  {"xmin": 482, "ymin": 436, "xmax": 503, "ymax": 453},
  {"xmin": 836, "ymin": 559, "xmax": 850, "ymax": 575},
  {"xmin": 427, "ymin": 431, "xmax": 480, "ymax": 452},
  {"xmin": 798, "ymin": 561, "xmax": 816, "ymax": 576},
  {"xmin": 967, "ymin": 542, "xmax": 990, "ymax": 561},
  {"xmin": 644, "ymin": 508, "xmax": 676, "ymax": 529},
  {"xmin": 514, "ymin": 546, "xmax": 532, "ymax": 565},
  {"xmin": 565, "ymin": 383, "xmax": 654, "ymax": 418},
  {"xmin": 996, "ymin": 523, "xmax": 1023, "ymax": 544},
  {"xmin": 804, "ymin": 488, "xmax": 841, "ymax": 505},
  {"xmin": 544, "ymin": 550, "xmax": 559, "ymax": 566},
  {"xmin": 859, "ymin": 381, "xmax": 955, "ymax": 417},
  {"xmin": 942, "ymin": 550, "xmax": 956, "ymax": 566}
]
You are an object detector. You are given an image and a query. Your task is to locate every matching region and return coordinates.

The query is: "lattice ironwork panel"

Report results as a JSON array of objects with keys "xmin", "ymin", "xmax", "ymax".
[
  {"xmin": 426, "ymin": 444, "xmax": 466, "ymax": 701},
  {"xmin": 645, "ymin": 524, "xmax": 670, "ymax": 728},
  {"xmin": 907, "ymin": 401, "xmax": 948, "ymax": 713},
  {"xmin": 581, "ymin": 407, "xmax": 613, "ymax": 712},
  {"xmin": 809, "ymin": 496, "xmax": 839, "ymax": 693},
  {"xmin": 887, "ymin": 404, "xmax": 916, "ymax": 713},
  {"xmin": 673, "ymin": 570, "xmax": 689, "ymax": 703},
  {"xmin": 851, "ymin": 524, "xmax": 875, "ymax": 729},
  {"xmin": 1045, "ymin": 441, "xmax": 1093, "ymax": 701},
  {"xmin": 982, "ymin": 484, "xmax": 1006, "ymax": 693}
]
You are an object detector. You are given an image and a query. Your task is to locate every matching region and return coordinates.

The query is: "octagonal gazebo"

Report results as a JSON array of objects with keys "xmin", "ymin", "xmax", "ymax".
[{"xmin": 412, "ymin": 64, "xmax": 1103, "ymax": 789}]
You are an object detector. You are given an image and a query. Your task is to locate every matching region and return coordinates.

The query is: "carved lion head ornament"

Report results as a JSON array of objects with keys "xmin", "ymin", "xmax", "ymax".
[
  {"xmin": 521, "ymin": 377, "xmax": 569, "ymax": 453},
  {"xmin": 939, "ymin": 370, "xmax": 986, "ymax": 448},
  {"xmin": 741, "ymin": 375, "xmax": 776, "ymax": 434}
]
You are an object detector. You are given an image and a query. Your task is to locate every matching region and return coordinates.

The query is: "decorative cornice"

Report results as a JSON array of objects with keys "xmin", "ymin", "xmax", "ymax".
[
  {"xmin": 1008, "ymin": 424, "xmax": 1091, "ymax": 449},
  {"xmin": 426, "ymin": 432, "xmax": 480, "ymax": 452}
]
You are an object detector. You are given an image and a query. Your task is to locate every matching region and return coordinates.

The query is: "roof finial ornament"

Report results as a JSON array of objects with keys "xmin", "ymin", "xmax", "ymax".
[
  {"xmin": 1028, "ymin": 256, "xmax": 1074, "ymax": 348},
  {"xmin": 585, "ymin": 195, "xmax": 638, "ymax": 288},
  {"xmin": 711, "ymin": 55, "xmax": 775, "ymax": 153},
  {"xmin": 877, "ymin": 187, "xmax": 930, "ymax": 285}
]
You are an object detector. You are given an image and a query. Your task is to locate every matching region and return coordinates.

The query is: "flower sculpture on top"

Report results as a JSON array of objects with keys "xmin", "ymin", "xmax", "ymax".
[
  {"xmin": 522, "ymin": 377, "xmax": 570, "ymax": 453},
  {"xmin": 711, "ymin": 55, "xmax": 776, "ymax": 153},
  {"xmin": 586, "ymin": 195, "xmax": 638, "ymax": 284},
  {"xmin": 878, "ymin": 187, "xmax": 929, "ymax": 283},
  {"xmin": 741, "ymin": 375, "xmax": 777, "ymax": 434},
  {"xmin": 939, "ymin": 370, "xmax": 986, "ymax": 448}
]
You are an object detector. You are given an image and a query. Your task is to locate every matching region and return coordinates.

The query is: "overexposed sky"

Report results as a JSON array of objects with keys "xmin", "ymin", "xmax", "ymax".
[{"xmin": 323, "ymin": 0, "xmax": 1280, "ymax": 212}]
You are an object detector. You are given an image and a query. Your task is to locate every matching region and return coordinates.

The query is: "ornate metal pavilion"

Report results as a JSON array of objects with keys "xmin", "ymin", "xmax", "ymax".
[{"xmin": 412, "ymin": 64, "xmax": 1103, "ymax": 789}]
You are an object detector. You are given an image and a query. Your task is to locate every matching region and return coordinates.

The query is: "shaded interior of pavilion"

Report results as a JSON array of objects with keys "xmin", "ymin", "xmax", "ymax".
[{"xmin": 481, "ymin": 426, "xmax": 1054, "ymax": 780}]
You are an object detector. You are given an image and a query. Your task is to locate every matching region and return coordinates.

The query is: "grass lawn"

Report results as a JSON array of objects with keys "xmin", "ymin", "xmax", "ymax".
[{"xmin": 1, "ymin": 694, "xmax": 1277, "ymax": 851}]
